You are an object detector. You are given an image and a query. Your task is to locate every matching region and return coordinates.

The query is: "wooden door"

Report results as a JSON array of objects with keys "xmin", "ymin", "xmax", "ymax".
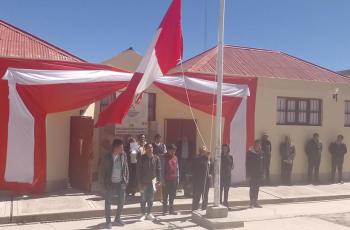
[{"xmin": 69, "ymin": 116, "xmax": 93, "ymax": 192}]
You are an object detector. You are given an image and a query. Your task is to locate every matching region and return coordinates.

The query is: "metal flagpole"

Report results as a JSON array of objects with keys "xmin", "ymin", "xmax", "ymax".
[{"xmin": 214, "ymin": 0, "xmax": 225, "ymax": 207}]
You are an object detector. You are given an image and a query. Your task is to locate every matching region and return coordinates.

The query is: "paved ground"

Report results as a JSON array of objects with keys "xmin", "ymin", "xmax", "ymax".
[
  {"xmin": 2, "ymin": 183, "xmax": 350, "ymax": 225},
  {"xmin": 2, "ymin": 199, "xmax": 350, "ymax": 229}
]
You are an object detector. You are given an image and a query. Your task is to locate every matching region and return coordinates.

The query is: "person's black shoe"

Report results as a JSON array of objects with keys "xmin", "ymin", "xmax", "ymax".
[
  {"xmin": 254, "ymin": 203, "xmax": 262, "ymax": 208},
  {"xmin": 249, "ymin": 204, "xmax": 254, "ymax": 209},
  {"xmin": 169, "ymin": 208, "xmax": 177, "ymax": 215},
  {"xmin": 339, "ymin": 180, "xmax": 344, "ymax": 184},
  {"xmin": 114, "ymin": 219, "xmax": 125, "ymax": 226}
]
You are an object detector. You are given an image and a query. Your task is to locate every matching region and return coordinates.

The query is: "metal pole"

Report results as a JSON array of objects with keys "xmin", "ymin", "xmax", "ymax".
[{"xmin": 214, "ymin": 0, "xmax": 225, "ymax": 207}]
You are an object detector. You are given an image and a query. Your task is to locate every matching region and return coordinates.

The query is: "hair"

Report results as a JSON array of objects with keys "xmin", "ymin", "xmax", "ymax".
[
  {"xmin": 155, "ymin": 134, "xmax": 161, "ymax": 139},
  {"xmin": 144, "ymin": 143, "xmax": 153, "ymax": 149},
  {"xmin": 313, "ymin": 133, "xmax": 319, "ymax": 138},
  {"xmin": 222, "ymin": 144, "xmax": 230, "ymax": 152},
  {"xmin": 112, "ymin": 139, "xmax": 123, "ymax": 149},
  {"xmin": 338, "ymin": 134, "xmax": 344, "ymax": 139},
  {"xmin": 138, "ymin": 134, "xmax": 145, "ymax": 139},
  {"xmin": 128, "ymin": 136, "xmax": 136, "ymax": 144},
  {"xmin": 254, "ymin": 139, "xmax": 261, "ymax": 145},
  {"xmin": 168, "ymin": 144, "xmax": 177, "ymax": 151}
]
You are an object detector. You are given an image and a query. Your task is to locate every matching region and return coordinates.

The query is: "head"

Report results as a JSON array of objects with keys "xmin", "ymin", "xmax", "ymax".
[
  {"xmin": 112, "ymin": 139, "xmax": 124, "ymax": 155},
  {"xmin": 285, "ymin": 135, "xmax": 291, "ymax": 144},
  {"xmin": 167, "ymin": 144, "xmax": 177, "ymax": 156},
  {"xmin": 199, "ymin": 146, "xmax": 210, "ymax": 157},
  {"xmin": 138, "ymin": 134, "xmax": 146, "ymax": 145},
  {"xmin": 262, "ymin": 132, "xmax": 268, "ymax": 141},
  {"xmin": 144, "ymin": 143, "xmax": 154, "ymax": 157},
  {"xmin": 313, "ymin": 133, "xmax": 319, "ymax": 141},
  {"xmin": 154, "ymin": 134, "xmax": 161, "ymax": 143},
  {"xmin": 222, "ymin": 144, "xmax": 230, "ymax": 155},
  {"xmin": 337, "ymin": 134, "xmax": 344, "ymax": 143},
  {"xmin": 128, "ymin": 137, "xmax": 137, "ymax": 145},
  {"xmin": 253, "ymin": 140, "xmax": 262, "ymax": 153}
]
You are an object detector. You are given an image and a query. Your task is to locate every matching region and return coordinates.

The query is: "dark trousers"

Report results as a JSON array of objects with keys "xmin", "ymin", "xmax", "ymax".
[
  {"xmin": 192, "ymin": 180, "xmax": 209, "ymax": 210},
  {"xmin": 105, "ymin": 182, "xmax": 126, "ymax": 224},
  {"xmin": 281, "ymin": 161, "xmax": 293, "ymax": 185},
  {"xmin": 162, "ymin": 180, "xmax": 177, "ymax": 212},
  {"xmin": 308, "ymin": 155, "xmax": 321, "ymax": 183},
  {"xmin": 127, "ymin": 163, "xmax": 137, "ymax": 195},
  {"xmin": 263, "ymin": 153, "xmax": 271, "ymax": 183},
  {"xmin": 140, "ymin": 184, "xmax": 154, "ymax": 214},
  {"xmin": 220, "ymin": 177, "xmax": 230, "ymax": 206},
  {"xmin": 249, "ymin": 177, "xmax": 261, "ymax": 205},
  {"xmin": 331, "ymin": 155, "xmax": 344, "ymax": 182}
]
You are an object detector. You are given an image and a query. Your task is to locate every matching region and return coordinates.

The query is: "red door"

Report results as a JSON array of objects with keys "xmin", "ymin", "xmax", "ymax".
[
  {"xmin": 165, "ymin": 119, "xmax": 197, "ymax": 158},
  {"xmin": 69, "ymin": 116, "xmax": 93, "ymax": 192}
]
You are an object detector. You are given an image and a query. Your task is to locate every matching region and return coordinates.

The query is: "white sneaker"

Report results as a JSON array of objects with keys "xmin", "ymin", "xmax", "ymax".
[
  {"xmin": 146, "ymin": 213, "xmax": 155, "ymax": 220},
  {"xmin": 140, "ymin": 214, "xmax": 147, "ymax": 222}
]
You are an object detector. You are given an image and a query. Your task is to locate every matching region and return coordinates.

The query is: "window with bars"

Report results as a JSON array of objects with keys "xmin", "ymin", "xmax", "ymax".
[
  {"xmin": 345, "ymin": 101, "xmax": 350, "ymax": 127},
  {"xmin": 277, "ymin": 97, "xmax": 322, "ymax": 126}
]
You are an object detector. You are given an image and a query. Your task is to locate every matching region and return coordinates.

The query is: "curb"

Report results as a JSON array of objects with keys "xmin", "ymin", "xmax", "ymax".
[{"xmin": 5, "ymin": 194, "xmax": 350, "ymax": 224}]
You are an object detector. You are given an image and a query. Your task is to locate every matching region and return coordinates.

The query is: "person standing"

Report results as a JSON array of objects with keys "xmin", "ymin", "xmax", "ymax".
[
  {"xmin": 220, "ymin": 144, "xmax": 233, "ymax": 207},
  {"xmin": 192, "ymin": 146, "xmax": 212, "ymax": 211},
  {"xmin": 280, "ymin": 136, "xmax": 296, "ymax": 185},
  {"xmin": 102, "ymin": 139, "xmax": 129, "ymax": 228},
  {"xmin": 306, "ymin": 133, "xmax": 323, "ymax": 184},
  {"xmin": 329, "ymin": 135, "xmax": 347, "ymax": 184},
  {"xmin": 126, "ymin": 137, "xmax": 139, "ymax": 196},
  {"xmin": 137, "ymin": 143, "xmax": 161, "ymax": 221},
  {"xmin": 153, "ymin": 134, "xmax": 167, "ymax": 156},
  {"xmin": 138, "ymin": 133, "xmax": 147, "ymax": 156},
  {"xmin": 161, "ymin": 144, "xmax": 179, "ymax": 215},
  {"xmin": 261, "ymin": 132, "xmax": 272, "ymax": 185},
  {"xmin": 246, "ymin": 140, "xmax": 264, "ymax": 208}
]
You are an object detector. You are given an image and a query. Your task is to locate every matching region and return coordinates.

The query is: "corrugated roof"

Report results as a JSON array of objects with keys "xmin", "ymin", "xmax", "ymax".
[
  {"xmin": 0, "ymin": 20, "xmax": 84, "ymax": 62},
  {"xmin": 170, "ymin": 45, "xmax": 350, "ymax": 84},
  {"xmin": 339, "ymin": 69, "xmax": 350, "ymax": 77}
]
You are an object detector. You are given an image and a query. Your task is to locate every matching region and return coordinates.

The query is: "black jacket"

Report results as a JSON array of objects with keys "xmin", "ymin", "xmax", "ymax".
[
  {"xmin": 329, "ymin": 142, "xmax": 347, "ymax": 157},
  {"xmin": 137, "ymin": 154, "xmax": 161, "ymax": 186},
  {"xmin": 261, "ymin": 140, "xmax": 272, "ymax": 156},
  {"xmin": 306, "ymin": 139, "xmax": 322, "ymax": 157},
  {"xmin": 246, "ymin": 150, "xmax": 263, "ymax": 179},
  {"xmin": 221, "ymin": 154, "xmax": 233, "ymax": 180},
  {"xmin": 102, "ymin": 152, "xmax": 129, "ymax": 188},
  {"xmin": 192, "ymin": 155, "xmax": 213, "ymax": 187}
]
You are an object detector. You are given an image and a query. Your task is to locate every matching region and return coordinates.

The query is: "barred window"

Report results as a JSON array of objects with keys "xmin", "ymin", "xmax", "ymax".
[
  {"xmin": 345, "ymin": 101, "xmax": 350, "ymax": 127},
  {"xmin": 277, "ymin": 97, "xmax": 322, "ymax": 126}
]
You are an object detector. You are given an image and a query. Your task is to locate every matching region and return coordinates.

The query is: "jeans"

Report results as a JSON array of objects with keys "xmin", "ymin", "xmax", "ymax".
[
  {"xmin": 192, "ymin": 179, "xmax": 209, "ymax": 210},
  {"xmin": 105, "ymin": 182, "xmax": 126, "ymax": 224},
  {"xmin": 220, "ymin": 177, "xmax": 230, "ymax": 206},
  {"xmin": 281, "ymin": 161, "xmax": 293, "ymax": 185},
  {"xmin": 162, "ymin": 180, "xmax": 177, "ymax": 212},
  {"xmin": 140, "ymin": 184, "xmax": 154, "ymax": 214},
  {"xmin": 331, "ymin": 154, "xmax": 344, "ymax": 182},
  {"xmin": 249, "ymin": 177, "xmax": 261, "ymax": 205},
  {"xmin": 308, "ymin": 155, "xmax": 321, "ymax": 183}
]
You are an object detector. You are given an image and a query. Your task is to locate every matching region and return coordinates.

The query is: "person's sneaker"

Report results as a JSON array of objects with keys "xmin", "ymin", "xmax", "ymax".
[
  {"xmin": 169, "ymin": 210, "xmax": 177, "ymax": 215},
  {"xmin": 114, "ymin": 219, "xmax": 125, "ymax": 226},
  {"xmin": 146, "ymin": 213, "xmax": 155, "ymax": 220},
  {"xmin": 254, "ymin": 203, "xmax": 263, "ymax": 208},
  {"xmin": 139, "ymin": 214, "xmax": 147, "ymax": 222},
  {"xmin": 105, "ymin": 223, "xmax": 112, "ymax": 229}
]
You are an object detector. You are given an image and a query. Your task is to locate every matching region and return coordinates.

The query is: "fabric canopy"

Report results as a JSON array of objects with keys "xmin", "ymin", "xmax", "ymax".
[{"xmin": 0, "ymin": 57, "xmax": 256, "ymax": 194}]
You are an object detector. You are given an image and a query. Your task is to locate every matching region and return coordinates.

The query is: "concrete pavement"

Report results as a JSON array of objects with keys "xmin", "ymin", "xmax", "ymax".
[{"xmin": 2, "ymin": 183, "xmax": 350, "ymax": 224}]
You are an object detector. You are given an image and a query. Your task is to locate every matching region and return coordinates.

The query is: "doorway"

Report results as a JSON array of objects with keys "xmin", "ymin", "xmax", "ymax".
[{"xmin": 69, "ymin": 116, "xmax": 93, "ymax": 192}]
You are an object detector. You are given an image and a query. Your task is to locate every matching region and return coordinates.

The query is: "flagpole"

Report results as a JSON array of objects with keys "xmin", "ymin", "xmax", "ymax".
[{"xmin": 213, "ymin": 0, "xmax": 225, "ymax": 207}]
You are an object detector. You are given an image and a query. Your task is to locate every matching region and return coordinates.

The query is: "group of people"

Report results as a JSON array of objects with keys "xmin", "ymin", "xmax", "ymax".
[
  {"xmin": 260, "ymin": 132, "xmax": 348, "ymax": 186},
  {"xmin": 100, "ymin": 134, "xmax": 234, "ymax": 228}
]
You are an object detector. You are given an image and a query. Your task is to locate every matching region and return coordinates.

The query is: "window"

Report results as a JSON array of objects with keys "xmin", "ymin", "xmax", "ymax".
[
  {"xmin": 345, "ymin": 101, "xmax": 350, "ymax": 127},
  {"xmin": 277, "ymin": 97, "xmax": 322, "ymax": 126}
]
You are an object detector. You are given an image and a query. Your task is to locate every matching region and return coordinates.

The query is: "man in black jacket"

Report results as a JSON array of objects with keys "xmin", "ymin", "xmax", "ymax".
[
  {"xmin": 329, "ymin": 135, "xmax": 347, "ymax": 183},
  {"xmin": 137, "ymin": 143, "xmax": 161, "ymax": 221},
  {"xmin": 261, "ymin": 132, "xmax": 272, "ymax": 185},
  {"xmin": 306, "ymin": 133, "xmax": 323, "ymax": 184},
  {"xmin": 220, "ymin": 144, "xmax": 233, "ymax": 207},
  {"xmin": 246, "ymin": 140, "xmax": 263, "ymax": 208},
  {"xmin": 102, "ymin": 139, "xmax": 129, "ymax": 228}
]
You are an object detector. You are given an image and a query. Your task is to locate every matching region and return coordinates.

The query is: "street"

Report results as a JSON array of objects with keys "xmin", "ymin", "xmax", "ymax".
[{"xmin": 2, "ymin": 199, "xmax": 350, "ymax": 229}]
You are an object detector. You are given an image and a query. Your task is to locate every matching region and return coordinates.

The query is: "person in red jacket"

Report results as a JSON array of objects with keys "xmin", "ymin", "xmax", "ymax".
[{"xmin": 161, "ymin": 144, "xmax": 179, "ymax": 215}]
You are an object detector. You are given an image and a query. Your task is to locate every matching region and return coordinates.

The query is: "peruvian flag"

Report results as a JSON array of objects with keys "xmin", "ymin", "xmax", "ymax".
[{"xmin": 95, "ymin": 0, "xmax": 183, "ymax": 127}]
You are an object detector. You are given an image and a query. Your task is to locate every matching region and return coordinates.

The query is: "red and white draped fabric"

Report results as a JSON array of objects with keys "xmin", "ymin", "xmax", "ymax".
[
  {"xmin": 95, "ymin": 0, "xmax": 183, "ymax": 126},
  {"xmin": 0, "ymin": 58, "xmax": 132, "ymax": 193},
  {"xmin": 154, "ymin": 75, "xmax": 256, "ymax": 183}
]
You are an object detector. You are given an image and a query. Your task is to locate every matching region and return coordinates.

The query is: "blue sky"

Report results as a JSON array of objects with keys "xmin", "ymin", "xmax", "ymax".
[{"xmin": 1, "ymin": 0, "xmax": 349, "ymax": 71}]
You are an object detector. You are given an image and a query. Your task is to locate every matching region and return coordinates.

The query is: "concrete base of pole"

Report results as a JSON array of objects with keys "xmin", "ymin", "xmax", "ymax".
[{"xmin": 192, "ymin": 206, "xmax": 244, "ymax": 229}]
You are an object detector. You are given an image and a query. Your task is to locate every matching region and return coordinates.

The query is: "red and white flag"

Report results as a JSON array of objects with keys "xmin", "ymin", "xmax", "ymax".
[{"xmin": 95, "ymin": 0, "xmax": 183, "ymax": 127}]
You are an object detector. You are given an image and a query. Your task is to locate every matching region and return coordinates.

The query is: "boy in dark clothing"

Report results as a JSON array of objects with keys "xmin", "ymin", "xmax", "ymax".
[
  {"xmin": 306, "ymin": 133, "xmax": 323, "ymax": 184},
  {"xmin": 246, "ymin": 140, "xmax": 264, "ymax": 208},
  {"xmin": 192, "ymin": 146, "xmax": 212, "ymax": 211},
  {"xmin": 329, "ymin": 135, "xmax": 347, "ymax": 183},
  {"xmin": 220, "ymin": 144, "xmax": 233, "ymax": 207},
  {"xmin": 161, "ymin": 144, "xmax": 179, "ymax": 215},
  {"xmin": 102, "ymin": 139, "xmax": 129, "ymax": 228},
  {"xmin": 137, "ymin": 143, "xmax": 161, "ymax": 221},
  {"xmin": 280, "ymin": 136, "xmax": 296, "ymax": 185},
  {"xmin": 261, "ymin": 132, "xmax": 272, "ymax": 184}
]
